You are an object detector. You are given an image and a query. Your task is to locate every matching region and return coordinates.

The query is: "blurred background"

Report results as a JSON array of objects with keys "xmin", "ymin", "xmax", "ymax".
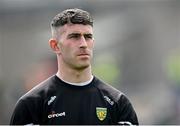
[{"xmin": 0, "ymin": 0, "xmax": 180, "ymax": 124}]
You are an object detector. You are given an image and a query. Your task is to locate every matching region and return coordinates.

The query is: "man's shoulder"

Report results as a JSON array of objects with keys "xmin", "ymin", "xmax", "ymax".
[
  {"xmin": 94, "ymin": 76, "xmax": 123, "ymax": 102},
  {"xmin": 20, "ymin": 75, "xmax": 56, "ymax": 101}
]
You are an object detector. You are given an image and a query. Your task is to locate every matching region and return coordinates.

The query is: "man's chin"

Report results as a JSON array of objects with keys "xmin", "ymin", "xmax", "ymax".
[{"xmin": 75, "ymin": 64, "xmax": 90, "ymax": 70}]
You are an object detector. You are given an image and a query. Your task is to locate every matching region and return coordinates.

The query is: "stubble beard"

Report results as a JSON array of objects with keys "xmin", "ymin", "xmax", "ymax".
[
  {"xmin": 72, "ymin": 58, "xmax": 91, "ymax": 71},
  {"xmin": 62, "ymin": 56, "xmax": 91, "ymax": 71}
]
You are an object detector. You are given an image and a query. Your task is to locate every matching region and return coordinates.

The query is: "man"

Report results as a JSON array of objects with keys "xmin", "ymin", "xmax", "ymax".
[{"xmin": 10, "ymin": 8, "xmax": 138, "ymax": 125}]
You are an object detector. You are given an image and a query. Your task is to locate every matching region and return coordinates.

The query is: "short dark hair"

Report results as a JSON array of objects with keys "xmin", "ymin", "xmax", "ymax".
[{"xmin": 51, "ymin": 8, "xmax": 93, "ymax": 27}]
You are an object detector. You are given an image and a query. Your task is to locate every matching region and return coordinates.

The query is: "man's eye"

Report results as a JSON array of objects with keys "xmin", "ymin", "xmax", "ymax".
[
  {"xmin": 72, "ymin": 35, "xmax": 79, "ymax": 38},
  {"xmin": 84, "ymin": 34, "xmax": 93, "ymax": 39},
  {"xmin": 69, "ymin": 34, "xmax": 80, "ymax": 39}
]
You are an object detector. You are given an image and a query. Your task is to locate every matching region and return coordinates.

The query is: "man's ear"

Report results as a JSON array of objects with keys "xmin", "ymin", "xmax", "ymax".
[{"xmin": 49, "ymin": 39, "xmax": 61, "ymax": 53}]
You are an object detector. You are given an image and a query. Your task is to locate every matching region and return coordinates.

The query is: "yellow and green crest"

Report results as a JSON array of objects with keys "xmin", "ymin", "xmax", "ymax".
[{"xmin": 96, "ymin": 107, "xmax": 107, "ymax": 121}]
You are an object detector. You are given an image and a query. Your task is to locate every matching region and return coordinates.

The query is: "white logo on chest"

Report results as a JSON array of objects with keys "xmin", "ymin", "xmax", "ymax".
[
  {"xmin": 48, "ymin": 111, "xmax": 66, "ymax": 119},
  {"xmin": 48, "ymin": 96, "xmax": 56, "ymax": 105}
]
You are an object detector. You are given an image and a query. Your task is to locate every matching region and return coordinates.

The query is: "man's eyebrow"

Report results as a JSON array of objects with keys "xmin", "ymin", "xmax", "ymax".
[
  {"xmin": 69, "ymin": 33, "xmax": 81, "ymax": 35},
  {"xmin": 84, "ymin": 33, "xmax": 93, "ymax": 35},
  {"xmin": 67, "ymin": 32, "xmax": 93, "ymax": 36},
  {"xmin": 67, "ymin": 33, "xmax": 81, "ymax": 37}
]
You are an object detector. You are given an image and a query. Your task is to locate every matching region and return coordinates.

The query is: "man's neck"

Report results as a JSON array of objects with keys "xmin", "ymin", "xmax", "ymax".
[{"xmin": 56, "ymin": 66, "xmax": 92, "ymax": 83}]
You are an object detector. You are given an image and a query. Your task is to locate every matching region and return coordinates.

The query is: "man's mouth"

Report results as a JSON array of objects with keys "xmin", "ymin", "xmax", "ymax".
[{"xmin": 77, "ymin": 53, "xmax": 89, "ymax": 56}]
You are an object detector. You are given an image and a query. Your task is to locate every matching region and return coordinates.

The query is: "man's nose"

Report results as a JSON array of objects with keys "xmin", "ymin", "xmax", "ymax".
[{"xmin": 79, "ymin": 36, "xmax": 87, "ymax": 48}]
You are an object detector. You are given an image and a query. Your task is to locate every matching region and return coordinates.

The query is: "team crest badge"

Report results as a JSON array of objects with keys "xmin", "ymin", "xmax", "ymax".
[{"xmin": 96, "ymin": 107, "xmax": 107, "ymax": 121}]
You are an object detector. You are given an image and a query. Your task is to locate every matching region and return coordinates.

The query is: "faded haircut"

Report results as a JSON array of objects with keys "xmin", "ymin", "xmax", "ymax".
[{"xmin": 51, "ymin": 8, "xmax": 93, "ymax": 39}]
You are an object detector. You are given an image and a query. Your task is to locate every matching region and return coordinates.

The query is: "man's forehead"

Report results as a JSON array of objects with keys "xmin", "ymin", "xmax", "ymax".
[{"xmin": 60, "ymin": 24, "xmax": 93, "ymax": 34}]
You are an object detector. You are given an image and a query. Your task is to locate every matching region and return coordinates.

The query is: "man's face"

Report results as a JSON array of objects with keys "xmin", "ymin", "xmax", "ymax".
[{"xmin": 57, "ymin": 24, "xmax": 94, "ymax": 70}]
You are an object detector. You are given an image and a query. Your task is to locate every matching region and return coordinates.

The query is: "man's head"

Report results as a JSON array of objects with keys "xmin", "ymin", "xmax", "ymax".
[
  {"xmin": 51, "ymin": 8, "xmax": 93, "ymax": 39},
  {"xmin": 49, "ymin": 8, "xmax": 94, "ymax": 70}
]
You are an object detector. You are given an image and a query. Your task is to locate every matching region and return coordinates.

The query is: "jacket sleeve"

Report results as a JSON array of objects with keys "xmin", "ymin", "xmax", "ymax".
[
  {"xmin": 117, "ymin": 94, "xmax": 139, "ymax": 125},
  {"xmin": 10, "ymin": 99, "xmax": 33, "ymax": 125}
]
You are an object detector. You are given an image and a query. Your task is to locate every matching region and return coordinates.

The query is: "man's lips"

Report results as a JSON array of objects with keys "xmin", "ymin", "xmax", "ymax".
[
  {"xmin": 77, "ymin": 53, "xmax": 89, "ymax": 56},
  {"xmin": 77, "ymin": 50, "xmax": 91, "ymax": 57},
  {"xmin": 77, "ymin": 50, "xmax": 90, "ymax": 55}
]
